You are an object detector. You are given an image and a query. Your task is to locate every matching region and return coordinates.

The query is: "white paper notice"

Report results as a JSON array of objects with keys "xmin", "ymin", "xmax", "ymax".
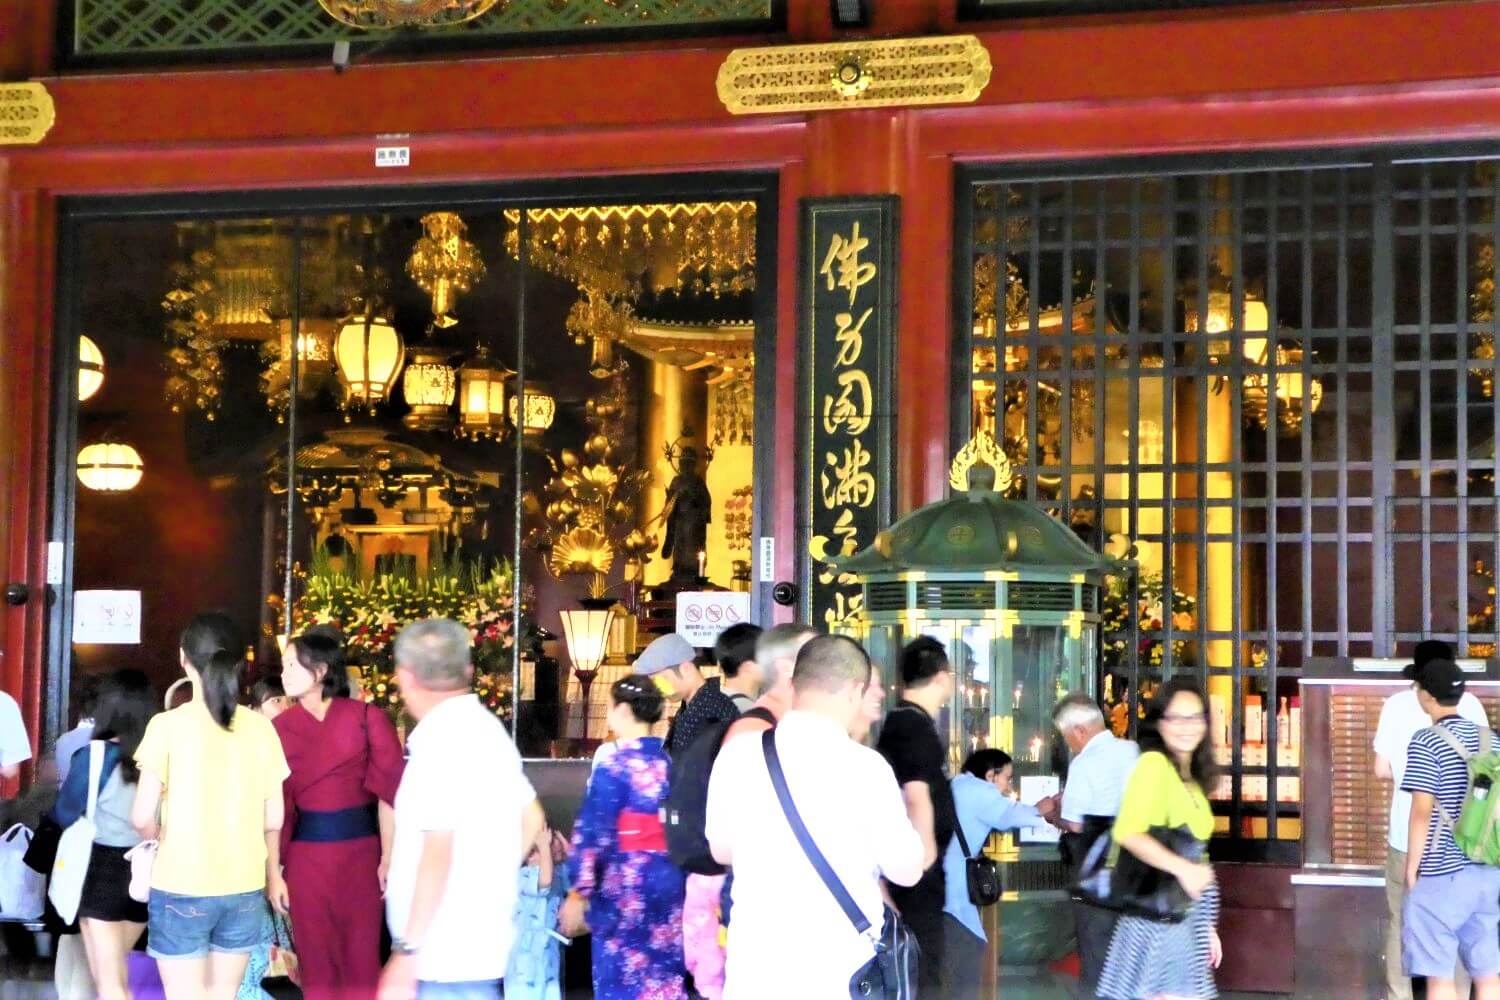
[
  {"xmin": 674, "ymin": 591, "xmax": 752, "ymax": 648},
  {"xmin": 1017, "ymin": 774, "xmax": 1061, "ymax": 844},
  {"xmin": 72, "ymin": 590, "xmax": 141, "ymax": 645}
]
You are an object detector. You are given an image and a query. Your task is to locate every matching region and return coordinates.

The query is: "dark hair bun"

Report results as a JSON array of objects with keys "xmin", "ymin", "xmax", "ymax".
[{"xmin": 611, "ymin": 677, "xmax": 665, "ymax": 725}]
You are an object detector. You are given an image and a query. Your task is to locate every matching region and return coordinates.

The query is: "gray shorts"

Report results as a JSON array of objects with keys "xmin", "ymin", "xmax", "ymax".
[{"xmin": 1403, "ymin": 867, "xmax": 1500, "ymax": 980}]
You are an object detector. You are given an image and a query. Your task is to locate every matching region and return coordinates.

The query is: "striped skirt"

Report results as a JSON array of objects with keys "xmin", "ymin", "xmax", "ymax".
[{"xmin": 1096, "ymin": 882, "xmax": 1219, "ymax": 1000}]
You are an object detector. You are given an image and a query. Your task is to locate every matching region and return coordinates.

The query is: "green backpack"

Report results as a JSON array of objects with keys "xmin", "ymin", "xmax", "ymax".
[{"xmin": 1429, "ymin": 723, "xmax": 1500, "ymax": 866}]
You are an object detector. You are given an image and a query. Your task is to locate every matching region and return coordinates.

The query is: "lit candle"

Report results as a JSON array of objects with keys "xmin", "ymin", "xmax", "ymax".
[{"xmin": 697, "ymin": 550, "xmax": 706, "ymax": 578}]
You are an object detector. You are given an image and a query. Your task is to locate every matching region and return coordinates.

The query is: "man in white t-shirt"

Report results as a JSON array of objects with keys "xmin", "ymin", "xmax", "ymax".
[
  {"xmin": 1372, "ymin": 640, "xmax": 1488, "ymax": 1000},
  {"xmin": 707, "ymin": 635, "xmax": 924, "ymax": 998},
  {"xmin": 0, "ymin": 689, "xmax": 32, "ymax": 782},
  {"xmin": 381, "ymin": 619, "xmax": 545, "ymax": 1000}
]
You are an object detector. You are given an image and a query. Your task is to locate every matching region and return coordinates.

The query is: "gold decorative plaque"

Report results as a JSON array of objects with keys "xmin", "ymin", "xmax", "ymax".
[
  {"xmin": 0, "ymin": 82, "xmax": 55, "ymax": 146},
  {"xmin": 717, "ymin": 35, "xmax": 991, "ymax": 116}
]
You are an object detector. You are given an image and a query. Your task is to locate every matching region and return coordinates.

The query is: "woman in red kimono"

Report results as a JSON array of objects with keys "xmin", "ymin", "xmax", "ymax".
[{"xmin": 265, "ymin": 630, "xmax": 404, "ymax": 1000}]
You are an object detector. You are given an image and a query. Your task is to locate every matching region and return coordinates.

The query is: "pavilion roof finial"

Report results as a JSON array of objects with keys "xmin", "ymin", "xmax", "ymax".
[{"xmin": 948, "ymin": 430, "xmax": 1010, "ymax": 494}]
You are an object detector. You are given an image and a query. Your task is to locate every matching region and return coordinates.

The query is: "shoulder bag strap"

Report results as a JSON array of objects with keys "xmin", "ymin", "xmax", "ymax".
[
  {"xmin": 84, "ymin": 740, "xmax": 105, "ymax": 822},
  {"xmin": 760, "ymin": 728, "xmax": 873, "ymax": 937},
  {"xmin": 951, "ymin": 789, "xmax": 975, "ymax": 860},
  {"xmin": 1427, "ymin": 723, "xmax": 1475, "ymax": 830}
]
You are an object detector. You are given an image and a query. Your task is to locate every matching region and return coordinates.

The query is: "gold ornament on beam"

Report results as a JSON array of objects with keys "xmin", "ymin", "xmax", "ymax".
[
  {"xmin": 717, "ymin": 35, "xmax": 992, "ymax": 116},
  {"xmin": 316, "ymin": 0, "xmax": 500, "ymax": 29},
  {"xmin": 407, "ymin": 212, "xmax": 486, "ymax": 329},
  {"xmin": 0, "ymin": 83, "xmax": 56, "ymax": 146},
  {"xmin": 949, "ymin": 430, "xmax": 1011, "ymax": 494}
]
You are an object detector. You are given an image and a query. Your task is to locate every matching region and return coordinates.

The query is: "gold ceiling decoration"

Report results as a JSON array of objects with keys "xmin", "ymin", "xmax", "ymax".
[
  {"xmin": 316, "ymin": 0, "xmax": 501, "ymax": 29},
  {"xmin": 407, "ymin": 212, "xmax": 486, "ymax": 329},
  {"xmin": 0, "ymin": 83, "xmax": 55, "ymax": 146},
  {"xmin": 566, "ymin": 289, "xmax": 634, "ymax": 380},
  {"xmin": 505, "ymin": 202, "xmax": 756, "ymax": 300},
  {"xmin": 717, "ymin": 35, "xmax": 992, "ymax": 116},
  {"xmin": 162, "ymin": 239, "xmax": 225, "ymax": 420}
]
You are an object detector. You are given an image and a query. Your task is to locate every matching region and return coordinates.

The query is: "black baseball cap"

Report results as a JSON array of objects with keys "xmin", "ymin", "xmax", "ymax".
[
  {"xmin": 1416, "ymin": 658, "xmax": 1467, "ymax": 704},
  {"xmin": 1402, "ymin": 639, "xmax": 1454, "ymax": 680}
]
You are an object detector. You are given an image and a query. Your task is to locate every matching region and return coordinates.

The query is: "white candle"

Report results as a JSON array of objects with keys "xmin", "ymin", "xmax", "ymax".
[{"xmin": 697, "ymin": 550, "xmax": 706, "ymax": 578}]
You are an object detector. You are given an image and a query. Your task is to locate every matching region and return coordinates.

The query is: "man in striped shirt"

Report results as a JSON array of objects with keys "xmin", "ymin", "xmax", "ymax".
[{"xmin": 1401, "ymin": 659, "xmax": 1500, "ymax": 1000}]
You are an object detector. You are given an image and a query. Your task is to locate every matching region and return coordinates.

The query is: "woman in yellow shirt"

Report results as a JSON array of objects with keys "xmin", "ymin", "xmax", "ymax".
[
  {"xmin": 1097, "ymin": 677, "xmax": 1221, "ymax": 1000},
  {"xmin": 131, "ymin": 613, "xmax": 290, "ymax": 1000}
]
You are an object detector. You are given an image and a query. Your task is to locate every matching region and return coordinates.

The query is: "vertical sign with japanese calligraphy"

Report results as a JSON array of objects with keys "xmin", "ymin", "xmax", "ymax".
[{"xmin": 799, "ymin": 198, "xmax": 898, "ymax": 631}]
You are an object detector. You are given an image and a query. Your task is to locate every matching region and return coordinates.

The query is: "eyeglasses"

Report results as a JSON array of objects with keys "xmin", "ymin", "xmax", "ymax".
[{"xmin": 1162, "ymin": 712, "xmax": 1208, "ymax": 725}]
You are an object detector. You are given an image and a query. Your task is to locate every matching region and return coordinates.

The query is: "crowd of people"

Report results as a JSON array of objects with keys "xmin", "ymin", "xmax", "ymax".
[{"xmin": 2, "ymin": 616, "xmax": 1496, "ymax": 1000}]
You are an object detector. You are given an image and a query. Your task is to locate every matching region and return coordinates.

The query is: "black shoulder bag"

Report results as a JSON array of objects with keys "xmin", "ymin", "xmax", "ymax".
[
  {"xmin": 952, "ymin": 803, "xmax": 1003, "ymax": 907},
  {"xmin": 761, "ymin": 729, "xmax": 919, "ymax": 1000}
]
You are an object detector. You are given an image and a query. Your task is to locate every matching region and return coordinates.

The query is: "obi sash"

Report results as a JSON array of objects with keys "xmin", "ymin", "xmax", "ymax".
[
  {"xmin": 292, "ymin": 802, "xmax": 379, "ymax": 843},
  {"xmin": 617, "ymin": 810, "xmax": 667, "ymax": 853}
]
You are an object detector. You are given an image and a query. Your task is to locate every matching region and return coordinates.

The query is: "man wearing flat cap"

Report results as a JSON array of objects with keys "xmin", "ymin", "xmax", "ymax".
[
  {"xmin": 633, "ymin": 632, "xmax": 738, "ymax": 758},
  {"xmin": 1373, "ymin": 640, "xmax": 1488, "ymax": 1000}
]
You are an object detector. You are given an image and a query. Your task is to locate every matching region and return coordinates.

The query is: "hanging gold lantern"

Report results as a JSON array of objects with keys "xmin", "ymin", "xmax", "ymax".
[
  {"xmin": 509, "ymin": 380, "xmax": 557, "ymax": 440},
  {"xmin": 78, "ymin": 335, "xmax": 105, "ymax": 402},
  {"xmin": 457, "ymin": 348, "xmax": 515, "ymax": 441},
  {"xmin": 401, "ymin": 345, "xmax": 457, "ymax": 432},
  {"xmin": 406, "ymin": 212, "xmax": 486, "ymax": 329},
  {"xmin": 77, "ymin": 441, "xmax": 144, "ymax": 493},
  {"xmin": 335, "ymin": 313, "xmax": 405, "ymax": 416}
]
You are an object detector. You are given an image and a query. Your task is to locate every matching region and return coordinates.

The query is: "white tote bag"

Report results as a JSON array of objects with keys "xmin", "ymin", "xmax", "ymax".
[
  {"xmin": 0, "ymin": 823, "xmax": 44, "ymax": 920},
  {"xmin": 49, "ymin": 740, "xmax": 105, "ymax": 924}
]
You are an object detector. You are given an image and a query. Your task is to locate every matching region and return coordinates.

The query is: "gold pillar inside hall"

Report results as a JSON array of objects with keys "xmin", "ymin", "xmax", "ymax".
[{"xmin": 638, "ymin": 357, "xmax": 708, "ymax": 586}]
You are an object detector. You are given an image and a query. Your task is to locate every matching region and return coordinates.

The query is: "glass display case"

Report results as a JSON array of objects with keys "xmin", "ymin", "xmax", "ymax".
[{"xmin": 836, "ymin": 432, "xmax": 1120, "ymax": 963}]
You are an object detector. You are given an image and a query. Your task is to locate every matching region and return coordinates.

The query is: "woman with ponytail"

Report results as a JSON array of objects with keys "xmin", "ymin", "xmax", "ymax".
[{"xmin": 130, "ymin": 613, "xmax": 291, "ymax": 1000}]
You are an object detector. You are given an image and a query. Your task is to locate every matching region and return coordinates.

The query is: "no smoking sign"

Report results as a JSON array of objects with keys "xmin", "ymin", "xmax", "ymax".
[{"xmin": 675, "ymin": 591, "xmax": 750, "ymax": 647}]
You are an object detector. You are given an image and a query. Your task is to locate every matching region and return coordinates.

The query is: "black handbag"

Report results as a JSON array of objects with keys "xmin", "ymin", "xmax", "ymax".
[
  {"xmin": 952, "ymin": 809, "xmax": 1003, "ymax": 907},
  {"xmin": 1072, "ymin": 823, "xmax": 1204, "ymax": 924},
  {"xmin": 761, "ymin": 729, "xmax": 919, "ymax": 1000}
]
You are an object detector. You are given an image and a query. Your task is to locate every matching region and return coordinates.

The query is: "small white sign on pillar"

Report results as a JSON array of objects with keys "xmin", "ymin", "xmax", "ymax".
[
  {"xmin": 72, "ymin": 590, "xmax": 141, "ymax": 645},
  {"xmin": 674, "ymin": 591, "xmax": 752, "ymax": 648}
]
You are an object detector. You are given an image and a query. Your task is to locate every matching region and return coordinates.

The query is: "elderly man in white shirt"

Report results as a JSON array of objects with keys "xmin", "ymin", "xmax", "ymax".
[
  {"xmin": 1372, "ymin": 641, "xmax": 1488, "ymax": 1000},
  {"xmin": 1053, "ymin": 692, "xmax": 1139, "ymax": 998},
  {"xmin": 706, "ymin": 634, "xmax": 924, "ymax": 999},
  {"xmin": 380, "ymin": 619, "xmax": 545, "ymax": 1000}
]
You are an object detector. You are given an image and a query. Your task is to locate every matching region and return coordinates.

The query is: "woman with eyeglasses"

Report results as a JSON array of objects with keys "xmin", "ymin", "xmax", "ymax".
[
  {"xmin": 559, "ymin": 677, "xmax": 688, "ymax": 1000},
  {"xmin": 1097, "ymin": 677, "xmax": 1222, "ymax": 1000}
]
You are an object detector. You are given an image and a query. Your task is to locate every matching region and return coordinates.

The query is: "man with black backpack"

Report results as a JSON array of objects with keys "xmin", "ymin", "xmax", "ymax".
[{"xmin": 1401, "ymin": 659, "xmax": 1500, "ymax": 1000}]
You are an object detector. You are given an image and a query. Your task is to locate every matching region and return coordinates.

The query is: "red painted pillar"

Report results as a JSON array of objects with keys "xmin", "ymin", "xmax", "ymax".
[{"xmin": 0, "ymin": 182, "xmax": 55, "ymax": 789}]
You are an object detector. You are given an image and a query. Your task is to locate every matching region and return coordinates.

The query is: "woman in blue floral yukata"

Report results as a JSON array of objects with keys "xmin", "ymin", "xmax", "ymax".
[{"xmin": 559, "ymin": 677, "xmax": 687, "ymax": 1000}]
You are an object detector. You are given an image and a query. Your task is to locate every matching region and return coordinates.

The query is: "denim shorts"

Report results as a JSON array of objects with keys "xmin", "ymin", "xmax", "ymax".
[
  {"xmin": 1403, "ymin": 866, "xmax": 1500, "ymax": 979},
  {"xmin": 147, "ymin": 889, "xmax": 269, "ymax": 960},
  {"xmin": 418, "ymin": 981, "xmax": 502, "ymax": 1000}
]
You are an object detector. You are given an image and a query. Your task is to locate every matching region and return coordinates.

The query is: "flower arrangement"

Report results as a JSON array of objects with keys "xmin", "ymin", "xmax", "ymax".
[
  {"xmin": 1100, "ymin": 571, "xmax": 1196, "ymax": 670},
  {"xmin": 277, "ymin": 548, "xmax": 532, "ymax": 721}
]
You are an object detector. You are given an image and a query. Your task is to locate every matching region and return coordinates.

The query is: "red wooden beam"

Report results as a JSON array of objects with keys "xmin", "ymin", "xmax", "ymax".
[{"xmin": 20, "ymin": 0, "xmax": 1500, "ymax": 150}]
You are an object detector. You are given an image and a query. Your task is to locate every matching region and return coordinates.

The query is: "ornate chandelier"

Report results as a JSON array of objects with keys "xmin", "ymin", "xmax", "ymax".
[
  {"xmin": 407, "ymin": 212, "xmax": 486, "ymax": 329},
  {"xmin": 316, "ymin": 0, "xmax": 501, "ymax": 30}
]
